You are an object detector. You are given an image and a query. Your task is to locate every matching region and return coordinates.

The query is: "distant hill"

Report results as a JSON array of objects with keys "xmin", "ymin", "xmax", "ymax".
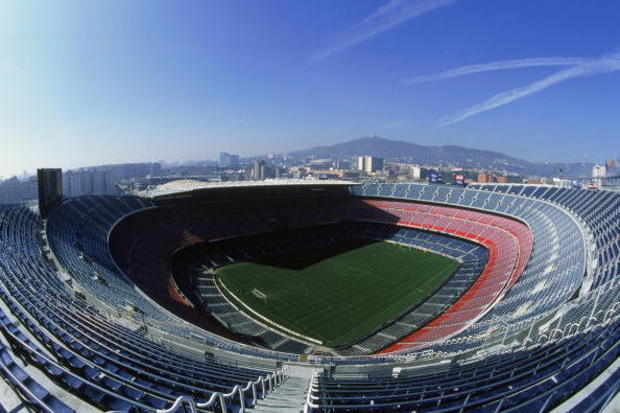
[{"xmin": 287, "ymin": 136, "xmax": 592, "ymax": 177}]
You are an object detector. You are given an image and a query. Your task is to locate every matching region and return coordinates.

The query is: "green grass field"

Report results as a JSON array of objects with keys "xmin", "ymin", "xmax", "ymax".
[{"xmin": 216, "ymin": 239, "xmax": 459, "ymax": 347}]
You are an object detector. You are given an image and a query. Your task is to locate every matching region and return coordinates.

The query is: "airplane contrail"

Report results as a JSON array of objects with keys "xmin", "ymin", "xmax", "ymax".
[
  {"xmin": 311, "ymin": 0, "xmax": 458, "ymax": 64},
  {"xmin": 403, "ymin": 57, "xmax": 590, "ymax": 84},
  {"xmin": 436, "ymin": 51, "xmax": 620, "ymax": 128}
]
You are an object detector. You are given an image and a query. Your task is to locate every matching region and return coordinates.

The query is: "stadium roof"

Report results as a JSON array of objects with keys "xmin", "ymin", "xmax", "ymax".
[{"xmin": 145, "ymin": 178, "xmax": 355, "ymax": 198}]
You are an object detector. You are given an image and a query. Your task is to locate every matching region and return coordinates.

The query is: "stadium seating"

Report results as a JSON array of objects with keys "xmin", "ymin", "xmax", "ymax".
[
  {"xmin": 0, "ymin": 205, "xmax": 286, "ymax": 412},
  {"xmin": 302, "ymin": 184, "xmax": 617, "ymax": 412},
  {"xmin": 0, "ymin": 181, "xmax": 617, "ymax": 412},
  {"xmin": 308, "ymin": 318, "xmax": 619, "ymax": 412},
  {"xmin": 353, "ymin": 184, "xmax": 587, "ymax": 353},
  {"xmin": 470, "ymin": 184, "xmax": 620, "ymax": 290}
]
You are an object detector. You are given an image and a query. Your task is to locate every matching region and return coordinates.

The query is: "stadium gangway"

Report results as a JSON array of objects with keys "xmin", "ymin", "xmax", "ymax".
[{"xmin": 107, "ymin": 366, "xmax": 288, "ymax": 413}]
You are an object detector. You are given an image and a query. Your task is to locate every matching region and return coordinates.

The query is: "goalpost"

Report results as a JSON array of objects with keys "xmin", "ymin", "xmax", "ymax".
[{"xmin": 252, "ymin": 288, "xmax": 267, "ymax": 301}]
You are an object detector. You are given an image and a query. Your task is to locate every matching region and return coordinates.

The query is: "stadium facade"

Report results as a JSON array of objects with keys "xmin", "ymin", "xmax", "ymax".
[{"xmin": 0, "ymin": 179, "xmax": 617, "ymax": 412}]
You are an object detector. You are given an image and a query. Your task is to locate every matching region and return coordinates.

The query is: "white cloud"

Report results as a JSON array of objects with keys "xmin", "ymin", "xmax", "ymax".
[
  {"xmin": 404, "ymin": 57, "xmax": 589, "ymax": 84},
  {"xmin": 311, "ymin": 0, "xmax": 457, "ymax": 63},
  {"xmin": 436, "ymin": 51, "xmax": 620, "ymax": 128}
]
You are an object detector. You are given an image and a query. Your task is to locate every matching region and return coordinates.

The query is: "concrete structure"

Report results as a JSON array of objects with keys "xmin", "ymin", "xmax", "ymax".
[
  {"xmin": 477, "ymin": 172, "xmax": 496, "ymax": 183},
  {"xmin": 64, "ymin": 170, "xmax": 89, "ymax": 196},
  {"xmin": 146, "ymin": 178, "xmax": 354, "ymax": 198},
  {"xmin": 410, "ymin": 166, "xmax": 426, "ymax": 180},
  {"xmin": 219, "ymin": 152, "xmax": 240, "ymax": 168},
  {"xmin": 593, "ymin": 164, "xmax": 607, "ymax": 179},
  {"xmin": 254, "ymin": 160, "xmax": 267, "ymax": 181},
  {"xmin": 606, "ymin": 158, "xmax": 616, "ymax": 172},
  {"xmin": 92, "ymin": 170, "xmax": 113, "ymax": 194},
  {"xmin": 357, "ymin": 156, "xmax": 384, "ymax": 174},
  {"xmin": 37, "ymin": 168, "xmax": 63, "ymax": 218},
  {"xmin": 593, "ymin": 164, "xmax": 607, "ymax": 186},
  {"xmin": 0, "ymin": 176, "xmax": 38, "ymax": 204},
  {"xmin": 63, "ymin": 162, "xmax": 161, "ymax": 197}
]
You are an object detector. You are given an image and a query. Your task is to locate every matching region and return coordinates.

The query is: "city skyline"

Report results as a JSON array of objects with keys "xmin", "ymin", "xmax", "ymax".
[{"xmin": 1, "ymin": 1, "xmax": 619, "ymax": 177}]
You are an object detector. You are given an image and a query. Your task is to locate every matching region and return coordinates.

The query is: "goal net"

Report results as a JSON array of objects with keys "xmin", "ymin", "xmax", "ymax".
[{"xmin": 252, "ymin": 288, "xmax": 267, "ymax": 300}]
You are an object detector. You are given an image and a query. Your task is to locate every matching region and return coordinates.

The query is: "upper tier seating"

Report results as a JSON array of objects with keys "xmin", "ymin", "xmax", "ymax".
[{"xmin": 470, "ymin": 184, "xmax": 620, "ymax": 290}]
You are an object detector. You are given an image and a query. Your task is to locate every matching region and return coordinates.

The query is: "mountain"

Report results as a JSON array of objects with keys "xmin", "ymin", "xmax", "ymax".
[{"xmin": 288, "ymin": 137, "xmax": 592, "ymax": 177}]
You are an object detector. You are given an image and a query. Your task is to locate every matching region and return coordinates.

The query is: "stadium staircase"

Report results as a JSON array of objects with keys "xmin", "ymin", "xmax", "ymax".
[{"xmin": 251, "ymin": 365, "xmax": 314, "ymax": 413}]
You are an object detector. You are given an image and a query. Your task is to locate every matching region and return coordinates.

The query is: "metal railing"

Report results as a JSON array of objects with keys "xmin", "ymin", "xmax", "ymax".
[{"xmin": 126, "ymin": 366, "xmax": 289, "ymax": 413}]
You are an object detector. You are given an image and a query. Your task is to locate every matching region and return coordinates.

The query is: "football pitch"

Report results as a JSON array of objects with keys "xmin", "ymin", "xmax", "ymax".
[{"xmin": 216, "ymin": 239, "xmax": 459, "ymax": 347}]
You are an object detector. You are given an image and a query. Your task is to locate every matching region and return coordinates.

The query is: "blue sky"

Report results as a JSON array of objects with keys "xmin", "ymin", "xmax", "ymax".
[{"xmin": 1, "ymin": 0, "xmax": 619, "ymax": 177}]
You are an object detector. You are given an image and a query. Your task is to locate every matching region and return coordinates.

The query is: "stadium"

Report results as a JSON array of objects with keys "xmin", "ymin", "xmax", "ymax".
[{"xmin": 0, "ymin": 179, "xmax": 618, "ymax": 412}]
